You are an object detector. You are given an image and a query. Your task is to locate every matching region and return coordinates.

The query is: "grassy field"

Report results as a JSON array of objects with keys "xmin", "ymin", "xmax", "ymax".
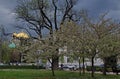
[{"xmin": 0, "ymin": 69, "xmax": 119, "ymax": 79}]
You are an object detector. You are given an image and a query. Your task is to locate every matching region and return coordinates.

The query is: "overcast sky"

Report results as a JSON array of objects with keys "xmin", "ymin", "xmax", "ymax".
[
  {"xmin": 0, "ymin": 0, "xmax": 120, "ymax": 33},
  {"xmin": 0, "ymin": 0, "xmax": 17, "ymax": 32}
]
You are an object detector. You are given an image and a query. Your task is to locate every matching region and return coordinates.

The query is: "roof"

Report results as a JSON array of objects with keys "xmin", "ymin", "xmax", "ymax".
[
  {"xmin": 8, "ymin": 42, "xmax": 16, "ymax": 48},
  {"xmin": 13, "ymin": 32, "xmax": 29, "ymax": 39}
]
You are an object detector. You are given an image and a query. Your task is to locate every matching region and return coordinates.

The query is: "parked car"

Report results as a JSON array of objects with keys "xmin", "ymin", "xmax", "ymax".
[
  {"xmin": 67, "ymin": 65, "xmax": 75, "ymax": 70},
  {"xmin": 61, "ymin": 65, "xmax": 77, "ymax": 71},
  {"xmin": 0, "ymin": 63, "xmax": 4, "ymax": 66}
]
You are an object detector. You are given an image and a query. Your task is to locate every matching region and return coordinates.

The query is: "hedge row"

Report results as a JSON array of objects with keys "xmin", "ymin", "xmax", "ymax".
[
  {"xmin": 0, "ymin": 65, "xmax": 45, "ymax": 69},
  {"xmin": 86, "ymin": 66, "xmax": 113, "ymax": 72},
  {"xmin": 86, "ymin": 66, "xmax": 102, "ymax": 71}
]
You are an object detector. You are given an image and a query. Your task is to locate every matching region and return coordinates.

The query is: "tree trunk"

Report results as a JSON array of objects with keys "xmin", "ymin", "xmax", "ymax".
[
  {"xmin": 0, "ymin": 41, "xmax": 1, "ymax": 63},
  {"xmin": 91, "ymin": 57, "xmax": 94, "ymax": 77},
  {"xmin": 52, "ymin": 56, "xmax": 59, "ymax": 70},
  {"xmin": 82, "ymin": 57, "xmax": 85, "ymax": 74},
  {"xmin": 79, "ymin": 58, "xmax": 81, "ymax": 76},
  {"xmin": 36, "ymin": 59, "xmax": 39, "ymax": 69},
  {"xmin": 51, "ymin": 60, "xmax": 55, "ymax": 76},
  {"xmin": 116, "ymin": 67, "xmax": 118, "ymax": 75},
  {"xmin": 19, "ymin": 52, "xmax": 22, "ymax": 63},
  {"xmin": 50, "ymin": 29, "xmax": 59, "ymax": 70},
  {"xmin": 103, "ymin": 58, "xmax": 107, "ymax": 75},
  {"xmin": 48, "ymin": 58, "xmax": 55, "ymax": 76}
]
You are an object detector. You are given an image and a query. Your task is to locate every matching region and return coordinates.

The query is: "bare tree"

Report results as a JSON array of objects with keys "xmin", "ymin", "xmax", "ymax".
[{"xmin": 15, "ymin": 0, "xmax": 79, "ymax": 69}]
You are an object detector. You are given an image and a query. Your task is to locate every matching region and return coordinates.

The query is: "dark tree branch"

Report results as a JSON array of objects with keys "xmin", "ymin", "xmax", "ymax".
[
  {"xmin": 61, "ymin": 0, "xmax": 74, "ymax": 24},
  {"xmin": 37, "ymin": 0, "xmax": 53, "ymax": 30},
  {"xmin": 52, "ymin": 0, "xmax": 58, "ymax": 30}
]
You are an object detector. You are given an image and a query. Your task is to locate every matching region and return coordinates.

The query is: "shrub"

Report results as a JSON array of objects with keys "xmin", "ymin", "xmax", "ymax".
[
  {"xmin": 0, "ymin": 65, "xmax": 45, "ymax": 69},
  {"xmin": 86, "ymin": 66, "xmax": 102, "ymax": 71}
]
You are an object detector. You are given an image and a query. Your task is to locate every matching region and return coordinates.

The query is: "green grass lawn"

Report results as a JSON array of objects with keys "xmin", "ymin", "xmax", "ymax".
[{"xmin": 0, "ymin": 69, "xmax": 119, "ymax": 79}]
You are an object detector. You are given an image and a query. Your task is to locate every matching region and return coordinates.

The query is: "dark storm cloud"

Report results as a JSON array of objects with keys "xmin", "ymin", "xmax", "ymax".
[
  {"xmin": 0, "ymin": 0, "xmax": 17, "ymax": 32},
  {"xmin": 75, "ymin": 0, "xmax": 120, "ymax": 19},
  {"xmin": 0, "ymin": 0, "xmax": 120, "ymax": 33}
]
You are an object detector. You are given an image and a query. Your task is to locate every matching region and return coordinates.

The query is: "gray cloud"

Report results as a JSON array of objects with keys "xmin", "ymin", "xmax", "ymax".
[
  {"xmin": 75, "ymin": 0, "xmax": 120, "ymax": 19},
  {"xmin": 0, "ymin": 0, "xmax": 17, "ymax": 32},
  {"xmin": 0, "ymin": 0, "xmax": 120, "ymax": 33},
  {"xmin": 0, "ymin": 5, "xmax": 15, "ymax": 24}
]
